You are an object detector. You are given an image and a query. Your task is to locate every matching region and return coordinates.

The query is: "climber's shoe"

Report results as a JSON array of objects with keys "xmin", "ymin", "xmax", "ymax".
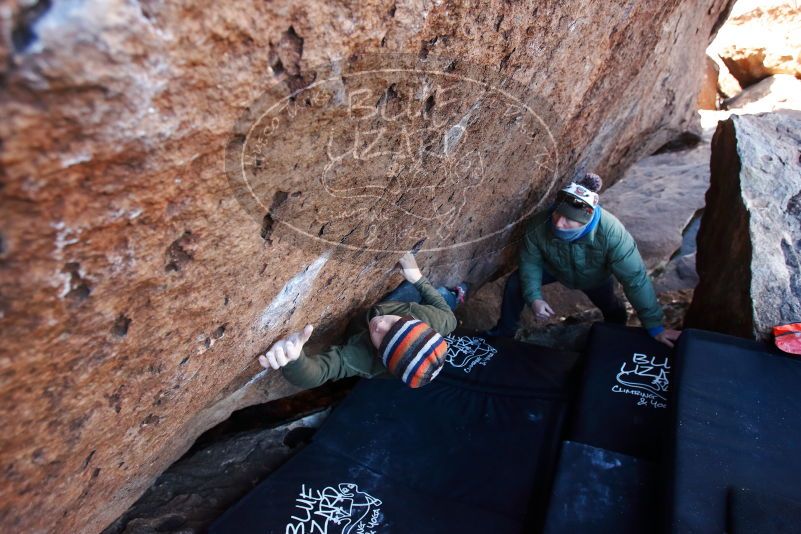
[{"xmin": 449, "ymin": 282, "xmax": 469, "ymax": 306}]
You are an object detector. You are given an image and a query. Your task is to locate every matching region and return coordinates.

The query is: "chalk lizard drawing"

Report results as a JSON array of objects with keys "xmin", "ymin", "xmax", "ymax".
[
  {"xmin": 285, "ymin": 483, "xmax": 383, "ymax": 534},
  {"xmin": 615, "ymin": 353, "xmax": 670, "ymax": 400},
  {"xmin": 444, "ymin": 335, "xmax": 497, "ymax": 373}
]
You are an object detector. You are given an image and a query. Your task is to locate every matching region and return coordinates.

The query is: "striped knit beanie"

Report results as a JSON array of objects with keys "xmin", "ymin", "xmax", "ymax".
[{"xmin": 378, "ymin": 315, "xmax": 449, "ymax": 388}]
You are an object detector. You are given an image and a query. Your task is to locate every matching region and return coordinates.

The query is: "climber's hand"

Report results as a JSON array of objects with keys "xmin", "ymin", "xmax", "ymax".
[
  {"xmin": 259, "ymin": 324, "xmax": 314, "ymax": 370},
  {"xmin": 654, "ymin": 328, "xmax": 681, "ymax": 348},
  {"xmin": 398, "ymin": 252, "xmax": 423, "ymax": 284},
  {"xmin": 532, "ymin": 299, "xmax": 554, "ymax": 320}
]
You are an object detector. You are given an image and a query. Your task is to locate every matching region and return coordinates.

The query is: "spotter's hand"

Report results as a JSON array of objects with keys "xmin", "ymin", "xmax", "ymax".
[
  {"xmin": 655, "ymin": 328, "xmax": 681, "ymax": 349},
  {"xmin": 532, "ymin": 299, "xmax": 555, "ymax": 321},
  {"xmin": 258, "ymin": 324, "xmax": 314, "ymax": 370}
]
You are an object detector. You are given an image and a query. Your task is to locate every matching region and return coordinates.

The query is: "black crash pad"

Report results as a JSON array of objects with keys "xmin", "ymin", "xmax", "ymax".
[
  {"xmin": 727, "ymin": 487, "xmax": 801, "ymax": 534},
  {"xmin": 437, "ymin": 331, "xmax": 579, "ymax": 394},
  {"xmin": 667, "ymin": 329, "xmax": 801, "ymax": 533},
  {"xmin": 211, "ymin": 331, "xmax": 579, "ymax": 533},
  {"xmin": 569, "ymin": 323, "xmax": 672, "ymax": 462},
  {"xmin": 211, "ymin": 441, "xmax": 520, "ymax": 534},
  {"xmin": 542, "ymin": 441, "xmax": 658, "ymax": 534}
]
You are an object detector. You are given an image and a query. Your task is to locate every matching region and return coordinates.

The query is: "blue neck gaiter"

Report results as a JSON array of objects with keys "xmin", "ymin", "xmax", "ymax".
[
  {"xmin": 552, "ymin": 225, "xmax": 585, "ymax": 241},
  {"xmin": 551, "ymin": 206, "xmax": 602, "ymax": 242}
]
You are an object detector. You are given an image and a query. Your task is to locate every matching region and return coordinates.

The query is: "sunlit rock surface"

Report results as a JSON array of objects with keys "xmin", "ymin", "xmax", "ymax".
[
  {"xmin": 710, "ymin": 0, "xmax": 801, "ymax": 87},
  {"xmin": 723, "ymin": 74, "xmax": 801, "ymax": 113},
  {"xmin": 698, "ymin": 55, "xmax": 720, "ymax": 110}
]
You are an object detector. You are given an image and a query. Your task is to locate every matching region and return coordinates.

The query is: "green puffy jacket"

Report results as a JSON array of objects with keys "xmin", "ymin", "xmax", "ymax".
[
  {"xmin": 281, "ymin": 277, "xmax": 457, "ymax": 388},
  {"xmin": 519, "ymin": 208, "xmax": 664, "ymax": 329}
]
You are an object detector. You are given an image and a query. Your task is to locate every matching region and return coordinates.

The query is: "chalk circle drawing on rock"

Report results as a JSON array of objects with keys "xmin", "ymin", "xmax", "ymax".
[
  {"xmin": 444, "ymin": 335, "xmax": 498, "ymax": 374},
  {"xmin": 225, "ymin": 52, "xmax": 559, "ymax": 265},
  {"xmin": 611, "ymin": 352, "xmax": 670, "ymax": 409},
  {"xmin": 285, "ymin": 483, "xmax": 383, "ymax": 534}
]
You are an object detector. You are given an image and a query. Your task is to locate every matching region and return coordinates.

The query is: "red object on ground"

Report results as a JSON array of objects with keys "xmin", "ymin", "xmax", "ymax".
[{"xmin": 773, "ymin": 323, "xmax": 801, "ymax": 355}]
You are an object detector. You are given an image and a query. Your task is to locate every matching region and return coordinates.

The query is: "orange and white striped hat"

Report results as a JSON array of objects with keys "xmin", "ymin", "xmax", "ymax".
[{"xmin": 378, "ymin": 315, "xmax": 449, "ymax": 388}]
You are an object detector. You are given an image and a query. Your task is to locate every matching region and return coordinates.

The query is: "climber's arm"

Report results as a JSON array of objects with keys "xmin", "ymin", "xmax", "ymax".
[
  {"xmin": 280, "ymin": 343, "xmax": 358, "ymax": 389},
  {"xmin": 398, "ymin": 252, "xmax": 457, "ymax": 333},
  {"xmin": 606, "ymin": 226, "xmax": 664, "ymax": 330},
  {"xmin": 259, "ymin": 325, "xmax": 383, "ymax": 388},
  {"xmin": 519, "ymin": 229, "xmax": 545, "ymax": 305}
]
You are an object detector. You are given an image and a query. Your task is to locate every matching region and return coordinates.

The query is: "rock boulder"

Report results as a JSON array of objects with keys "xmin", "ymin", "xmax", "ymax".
[
  {"xmin": 0, "ymin": 0, "xmax": 735, "ymax": 531},
  {"xmin": 723, "ymin": 74, "xmax": 801, "ymax": 113},
  {"xmin": 712, "ymin": 1, "xmax": 801, "ymax": 87},
  {"xmin": 698, "ymin": 55, "xmax": 720, "ymax": 110},
  {"xmin": 686, "ymin": 111, "xmax": 801, "ymax": 339}
]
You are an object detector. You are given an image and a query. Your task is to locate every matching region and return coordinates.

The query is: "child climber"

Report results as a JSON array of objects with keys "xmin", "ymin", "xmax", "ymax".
[
  {"xmin": 487, "ymin": 172, "xmax": 681, "ymax": 348},
  {"xmin": 258, "ymin": 253, "xmax": 466, "ymax": 388}
]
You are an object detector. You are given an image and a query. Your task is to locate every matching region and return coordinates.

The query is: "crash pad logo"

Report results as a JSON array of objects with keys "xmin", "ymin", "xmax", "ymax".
[
  {"xmin": 611, "ymin": 353, "xmax": 670, "ymax": 409},
  {"xmin": 285, "ymin": 483, "xmax": 383, "ymax": 534},
  {"xmin": 225, "ymin": 52, "xmax": 558, "ymax": 265},
  {"xmin": 444, "ymin": 335, "xmax": 498, "ymax": 374}
]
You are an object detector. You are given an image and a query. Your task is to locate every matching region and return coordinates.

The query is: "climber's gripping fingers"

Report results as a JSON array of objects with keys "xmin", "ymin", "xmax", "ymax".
[
  {"xmin": 398, "ymin": 252, "xmax": 423, "ymax": 284},
  {"xmin": 258, "ymin": 324, "xmax": 314, "ymax": 370}
]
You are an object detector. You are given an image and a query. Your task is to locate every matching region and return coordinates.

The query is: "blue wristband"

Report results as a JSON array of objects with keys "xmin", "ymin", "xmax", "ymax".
[{"xmin": 647, "ymin": 325, "xmax": 665, "ymax": 337}]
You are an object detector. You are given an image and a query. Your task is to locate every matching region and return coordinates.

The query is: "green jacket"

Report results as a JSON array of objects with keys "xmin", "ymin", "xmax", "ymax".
[
  {"xmin": 519, "ymin": 208, "xmax": 664, "ymax": 329},
  {"xmin": 282, "ymin": 277, "xmax": 457, "ymax": 388}
]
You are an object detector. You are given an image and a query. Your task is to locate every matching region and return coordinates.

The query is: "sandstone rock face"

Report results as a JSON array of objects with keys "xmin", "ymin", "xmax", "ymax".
[
  {"xmin": 686, "ymin": 111, "xmax": 801, "ymax": 340},
  {"xmin": 698, "ymin": 55, "xmax": 720, "ymax": 110},
  {"xmin": 0, "ymin": 0, "xmax": 734, "ymax": 531},
  {"xmin": 711, "ymin": 0, "xmax": 801, "ymax": 87}
]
